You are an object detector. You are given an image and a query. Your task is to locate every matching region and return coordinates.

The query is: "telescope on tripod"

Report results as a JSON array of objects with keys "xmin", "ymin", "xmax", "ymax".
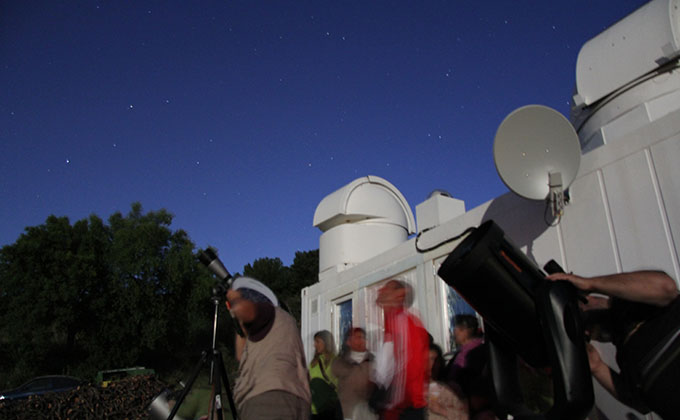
[
  {"xmin": 437, "ymin": 220, "xmax": 594, "ymax": 420},
  {"xmin": 149, "ymin": 247, "xmax": 239, "ymax": 420}
]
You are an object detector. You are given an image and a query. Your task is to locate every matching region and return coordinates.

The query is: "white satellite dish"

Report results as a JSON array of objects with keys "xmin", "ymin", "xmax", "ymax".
[{"xmin": 493, "ymin": 105, "xmax": 581, "ymax": 217}]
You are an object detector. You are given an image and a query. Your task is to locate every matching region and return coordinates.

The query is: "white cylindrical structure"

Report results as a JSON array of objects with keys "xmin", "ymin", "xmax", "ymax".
[
  {"xmin": 574, "ymin": 0, "xmax": 680, "ymax": 107},
  {"xmin": 313, "ymin": 176, "xmax": 415, "ymax": 273},
  {"xmin": 571, "ymin": 0, "xmax": 680, "ymax": 152}
]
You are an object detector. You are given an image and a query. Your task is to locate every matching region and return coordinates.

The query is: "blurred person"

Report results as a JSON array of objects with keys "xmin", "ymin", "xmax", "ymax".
[
  {"xmin": 332, "ymin": 327, "xmax": 377, "ymax": 420},
  {"xmin": 443, "ymin": 314, "xmax": 483, "ymax": 393},
  {"xmin": 226, "ymin": 277, "xmax": 311, "ymax": 420},
  {"xmin": 446, "ymin": 315, "xmax": 483, "ymax": 382},
  {"xmin": 374, "ymin": 278, "xmax": 429, "ymax": 420},
  {"xmin": 427, "ymin": 343, "xmax": 469, "ymax": 420},
  {"xmin": 428, "ymin": 341, "xmax": 446, "ymax": 381},
  {"xmin": 547, "ymin": 270, "xmax": 680, "ymax": 419},
  {"xmin": 310, "ymin": 329, "xmax": 342, "ymax": 420},
  {"xmin": 443, "ymin": 315, "xmax": 496, "ymax": 420}
]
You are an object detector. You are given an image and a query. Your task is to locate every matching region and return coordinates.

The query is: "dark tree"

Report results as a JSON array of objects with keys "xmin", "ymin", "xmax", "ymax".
[
  {"xmin": 243, "ymin": 257, "xmax": 291, "ymax": 305},
  {"xmin": 0, "ymin": 203, "xmax": 320, "ymax": 391},
  {"xmin": 0, "ymin": 204, "xmax": 215, "ymax": 388},
  {"xmin": 288, "ymin": 249, "xmax": 320, "ymax": 322},
  {"xmin": 0, "ymin": 215, "xmax": 111, "ymax": 386},
  {"xmin": 242, "ymin": 250, "xmax": 319, "ymax": 322}
]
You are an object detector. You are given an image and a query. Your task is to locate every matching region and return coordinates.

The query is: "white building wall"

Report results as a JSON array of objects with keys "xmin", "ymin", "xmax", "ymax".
[
  {"xmin": 302, "ymin": 1, "xmax": 680, "ymax": 415},
  {"xmin": 301, "ymin": 108, "xmax": 680, "ymax": 419}
]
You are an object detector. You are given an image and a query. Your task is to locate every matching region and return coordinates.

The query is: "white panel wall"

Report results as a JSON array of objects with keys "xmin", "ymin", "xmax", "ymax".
[
  {"xmin": 603, "ymin": 149, "xmax": 675, "ymax": 273},
  {"xmin": 303, "ymin": 107, "xmax": 680, "ymax": 420},
  {"xmin": 560, "ymin": 171, "xmax": 620, "ymax": 275},
  {"xmin": 650, "ymin": 134, "xmax": 680, "ymax": 283}
]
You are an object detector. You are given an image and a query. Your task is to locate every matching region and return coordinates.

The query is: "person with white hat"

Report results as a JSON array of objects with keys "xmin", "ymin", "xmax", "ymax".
[{"xmin": 226, "ymin": 276, "xmax": 311, "ymax": 419}]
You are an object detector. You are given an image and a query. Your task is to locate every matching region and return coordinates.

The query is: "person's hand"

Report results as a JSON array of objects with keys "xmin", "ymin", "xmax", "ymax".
[
  {"xmin": 226, "ymin": 288, "xmax": 242, "ymax": 313},
  {"xmin": 582, "ymin": 294, "xmax": 610, "ymax": 311},
  {"xmin": 546, "ymin": 272, "xmax": 591, "ymax": 291},
  {"xmin": 585, "ymin": 343, "xmax": 605, "ymax": 374}
]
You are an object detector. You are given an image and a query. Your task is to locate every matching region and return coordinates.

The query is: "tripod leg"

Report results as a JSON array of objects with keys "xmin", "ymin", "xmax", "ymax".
[
  {"xmin": 168, "ymin": 350, "xmax": 209, "ymax": 420},
  {"xmin": 209, "ymin": 353, "xmax": 224, "ymax": 420},
  {"xmin": 215, "ymin": 349, "xmax": 238, "ymax": 419}
]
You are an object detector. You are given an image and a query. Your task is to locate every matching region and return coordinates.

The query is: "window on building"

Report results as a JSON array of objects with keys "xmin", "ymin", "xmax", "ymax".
[
  {"xmin": 446, "ymin": 285, "xmax": 476, "ymax": 351},
  {"xmin": 334, "ymin": 298, "xmax": 353, "ymax": 351}
]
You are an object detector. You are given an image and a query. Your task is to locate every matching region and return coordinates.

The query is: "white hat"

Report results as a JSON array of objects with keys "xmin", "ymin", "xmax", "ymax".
[{"xmin": 231, "ymin": 276, "xmax": 279, "ymax": 306}]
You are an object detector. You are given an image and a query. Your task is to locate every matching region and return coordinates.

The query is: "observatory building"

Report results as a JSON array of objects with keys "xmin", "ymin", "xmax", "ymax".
[{"xmin": 301, "ymin": 1, "xmax": 680, "ymax": 419}]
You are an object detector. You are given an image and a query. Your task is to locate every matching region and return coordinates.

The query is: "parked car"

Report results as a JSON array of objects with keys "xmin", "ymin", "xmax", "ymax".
[
  {"xmin": 0, "ymin": 375, "xmax": 83, "ymax": 401},
  {"xmin": 95, "ymin": 366, "xmax": 155, "ymax": 387}
]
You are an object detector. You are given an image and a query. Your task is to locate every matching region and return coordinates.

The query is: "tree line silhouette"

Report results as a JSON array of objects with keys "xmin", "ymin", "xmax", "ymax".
[{"xmin": 0, "ymin": 202, "xmax": 319, "ymax": 390}]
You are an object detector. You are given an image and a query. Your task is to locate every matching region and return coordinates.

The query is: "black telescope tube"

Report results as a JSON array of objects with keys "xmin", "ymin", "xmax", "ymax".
[
  {"xmin": 198, "ymin": 248, "xmax": 232, "ymax": 283},
  {"xmin": 198, "ymin": 248, "xmax": 245, "ymax": 337}
]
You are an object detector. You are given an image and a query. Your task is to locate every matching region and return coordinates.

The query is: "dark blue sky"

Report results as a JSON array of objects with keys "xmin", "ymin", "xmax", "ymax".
[{"xmin": 1, "ymin": 1, "xmax": 647, "ymax": 272}]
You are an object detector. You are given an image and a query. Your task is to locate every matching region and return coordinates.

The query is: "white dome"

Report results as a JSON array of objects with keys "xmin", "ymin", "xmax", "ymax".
[
  {"xmin": 314, "ymin": 176, "xmax": 416, "ymax": 273},
  {"xmin": 573, "ymin": 0, "xmax": 680, "ymax": 107}
]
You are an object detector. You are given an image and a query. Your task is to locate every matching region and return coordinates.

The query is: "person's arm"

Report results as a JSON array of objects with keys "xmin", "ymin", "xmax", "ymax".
[
  {"xmin": 234, "ymin": 326, "xmax": 247, "ymax": 361},
  {"xmin": 587, "ymin": 343, "xmax": 651, "ymax": 414},
  {"xmin": 330, "ymin": 356, "xmax": 346, "ymax": 378},
  {"xmin": 226, "ymin": 289, "xmax": 256, "ymax": 361},
  {"xmin": 546, "ymin": 271, "xmax": 678, "ymax": 306},
  {"xmin": 586, "ymin": 343, "xmax": 618, "ymax": 398}
]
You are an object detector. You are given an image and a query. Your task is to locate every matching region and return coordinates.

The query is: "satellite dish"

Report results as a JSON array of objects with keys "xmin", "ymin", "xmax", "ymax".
[{"xmin": 493, "ymin": 105, "xmax": 581, "ymax": 214}]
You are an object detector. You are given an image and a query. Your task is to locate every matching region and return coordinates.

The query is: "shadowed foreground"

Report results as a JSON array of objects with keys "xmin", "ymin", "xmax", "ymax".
[{"xmin": 0, "ymin": 375, "xmax": 167, "ymax": 420}]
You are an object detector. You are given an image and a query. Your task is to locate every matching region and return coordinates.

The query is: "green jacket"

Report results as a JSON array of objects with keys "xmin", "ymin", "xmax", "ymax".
[{"xmin": 309, "ymin": 354, "xmax": 338, "ymax": 414}]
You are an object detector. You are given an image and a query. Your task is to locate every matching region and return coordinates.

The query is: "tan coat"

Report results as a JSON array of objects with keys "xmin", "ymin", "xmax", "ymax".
[
  {"xmin": 233, "ymin": 307, "xmax": 311, "ymax": 411},
  {"xmin": 331, "ymin": 353, "xmax": 377, "ymax": 420}
]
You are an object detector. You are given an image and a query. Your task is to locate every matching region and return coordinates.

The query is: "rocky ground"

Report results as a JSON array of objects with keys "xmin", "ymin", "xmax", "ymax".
[{"xmin": 0, "ymin": 375, "xmax": 168, "ymax": 420}]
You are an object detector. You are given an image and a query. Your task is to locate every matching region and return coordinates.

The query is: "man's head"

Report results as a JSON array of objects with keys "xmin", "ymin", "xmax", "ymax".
[
  {"xmin": 453, "ymin": 314, "xmax": 479, "ymax": 346},
  {"xmin": 236, "ymin": 287, "xmax": 270, "ymax": 304},
  {"xmin": 347, "ymin": 327, "xmax": 367, "ymax": 352},
  {"xmin": 225, "ymin": 276, "xmax": 278, "ymax": 324},
  {"xmin": 376, "ymin": 278, "xmax": 414, "ymax": 309},
  {"xmin": 230, "ymin": 276, "xmax": 278, "ymax": 306}
]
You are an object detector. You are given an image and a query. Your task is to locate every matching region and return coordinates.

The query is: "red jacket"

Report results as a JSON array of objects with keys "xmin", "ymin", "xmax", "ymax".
[{"xmin": 382, "ymin": 307, "xmax": 429, "ymax": 418}]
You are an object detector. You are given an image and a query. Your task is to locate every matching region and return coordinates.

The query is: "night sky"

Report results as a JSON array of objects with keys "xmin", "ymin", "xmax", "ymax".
[{"xmin": 1, "ymin": 1, "xmax": 648, "ymax": 272}]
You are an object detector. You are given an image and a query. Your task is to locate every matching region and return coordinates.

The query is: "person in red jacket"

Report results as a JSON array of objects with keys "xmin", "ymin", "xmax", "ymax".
[{"xmin": 375, "ymin": 279, "xmax": 429, "ymax": 420}]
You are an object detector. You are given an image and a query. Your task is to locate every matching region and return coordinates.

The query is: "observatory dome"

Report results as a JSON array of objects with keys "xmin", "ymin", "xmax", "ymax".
[
  {"xmin": 572, "ymin": 0, "xmax": 680, "ymax": 151},
  {"xmin": 314, "ymin": 175, "xmax": 415, "ymax": 273}
]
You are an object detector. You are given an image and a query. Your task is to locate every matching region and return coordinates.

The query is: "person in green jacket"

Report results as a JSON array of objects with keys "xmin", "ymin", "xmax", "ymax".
[{"xmin": 309, "ymin": 329, "xmax": 341, "ymax": 419}]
